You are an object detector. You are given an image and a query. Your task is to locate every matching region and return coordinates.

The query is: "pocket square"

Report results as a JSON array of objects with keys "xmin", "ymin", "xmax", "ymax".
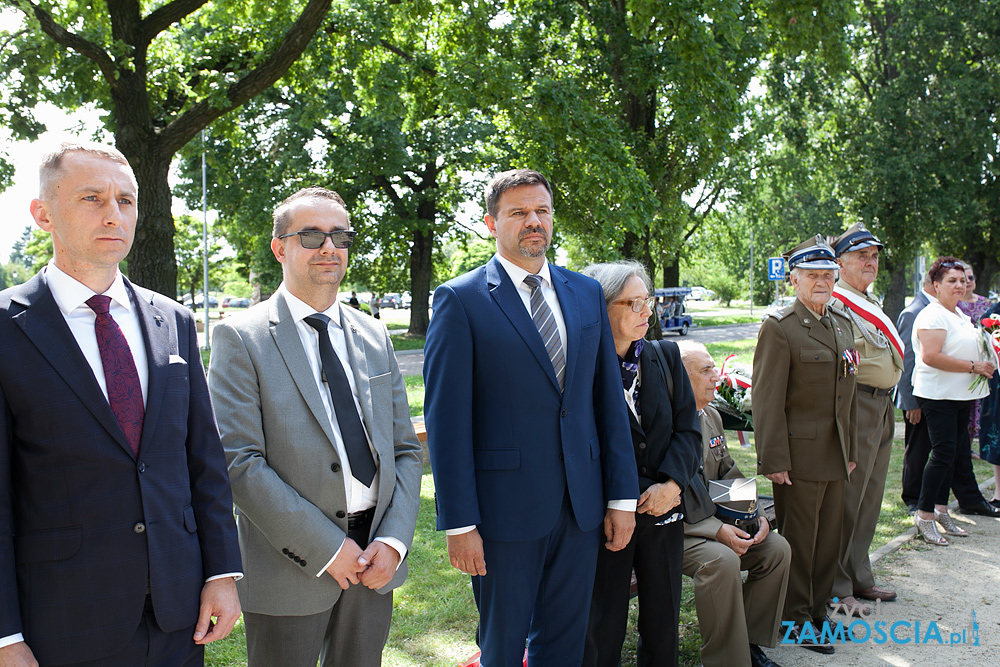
[{"xmin": 168, "ymin": 354, "xmax": 187, "ymax": 365}]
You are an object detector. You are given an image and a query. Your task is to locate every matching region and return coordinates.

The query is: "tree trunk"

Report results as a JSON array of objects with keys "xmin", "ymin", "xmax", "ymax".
[
  {"xmin": 125, "ymin": 150, "xmax": 178, "ymax": 297},
  {"xmin": 408, "ymin": 226, "xmax": 434, "ymax": 337}
]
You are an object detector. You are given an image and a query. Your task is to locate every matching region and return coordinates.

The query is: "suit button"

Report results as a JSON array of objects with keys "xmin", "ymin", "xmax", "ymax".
[
  {"xmin": 638, "ymin": 442, "xmax": 647, "ymax": 450},
  {"xmin": 282, "ymin": 548, "xmax": 289, "ymax": 555},
  {"xmin": 336, "ymin": 511, "xmax": 346, "ymax": 519},
  {"xmin": 561, "ymin": 410, "xmax": 567, "ymax": 417},
  {"xmin": 639, "ymin": 466, "xmax": 648, "ymax": 475},
  {"xmin": 814, "ymin": 354, "xmax": 820, "ymax": 360},
  {"xmin": 293, "ymin": 556, "xmax": 301, "ymax": 563},
  {"xmin": 138, "ymin": 462, "xmax": 145, "ymax": 473},
  {"xmin": 300, "ymin": 561, "xmax": 307, "ymax": 567},
  {"xmin": 331, "ymin": 463, "xmax": 341, "ymax": 473},
  {"xmin": 133, "ymin": 522, "xmax": 145, "ymax": 534}
]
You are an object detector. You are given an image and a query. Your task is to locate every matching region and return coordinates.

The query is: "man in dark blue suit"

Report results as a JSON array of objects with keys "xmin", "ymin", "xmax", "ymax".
[
  {"xmin": 0, "ymin": 143, "xmax": 242, "ymax": 666},
  {"xmin": 424, "ymin": 169, "xmax": 638, "ymax": 667}
]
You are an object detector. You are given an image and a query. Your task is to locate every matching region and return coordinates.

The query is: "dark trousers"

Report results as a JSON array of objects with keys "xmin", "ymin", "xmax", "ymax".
[
  {"xmin": 917, "ymin": 399, "xmax": 974, "ymax": 511},
  {"xmin": 71, "ymin": 595, "xmax": 203, "ymax": 667},
  {"xmin": 584, "ymin": 517, "xmax": 684, "ymax": 667},
  {"xmin": 472, "ymin": 497, "xmax": 601, "ymax": 667},
  {"xmin": 901, "ymin": 409, "xmax": 985, "ymax": 508}
]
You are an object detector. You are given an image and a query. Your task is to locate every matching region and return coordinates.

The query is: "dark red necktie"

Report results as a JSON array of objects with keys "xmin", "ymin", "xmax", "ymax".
[{"xmin": 87, "ymin": 295, "xmax": 145, "ymax": 455}]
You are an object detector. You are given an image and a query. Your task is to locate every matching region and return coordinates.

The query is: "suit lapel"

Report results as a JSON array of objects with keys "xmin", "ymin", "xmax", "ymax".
[
  {"xmin": 268, "ymin": 294, "xmax": 339, "ymax": 447},
  {"xmin": 130, "ymin": 281, "xmax": 170, "ymax": 457},
  {"xmin": 11, "ymin": 272, "xmax": 133, "ymax": 455},
  {"xmin": 486, "ymin": 258, "xmax": 561, "ymax": 392},
  {"xmin": 550, "ymin": 265, "xmax": 579, "ymax": 392},
  {"xmin": 637, "ymin": 346, "xmax": 660, "ymax": 439}
]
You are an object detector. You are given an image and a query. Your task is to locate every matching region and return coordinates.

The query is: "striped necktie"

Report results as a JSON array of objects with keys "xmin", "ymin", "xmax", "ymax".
[{"xmin": 523, "ymin": 274, "xmax": 566, "ymax": 391}]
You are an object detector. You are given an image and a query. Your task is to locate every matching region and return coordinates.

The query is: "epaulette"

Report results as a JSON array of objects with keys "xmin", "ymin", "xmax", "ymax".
[
  {"xmin": 768, "ymin": 306, "xmax": 795, "ymax": 321},
  {"xmin": 828, "ymin": 302, "xmax": 850, "ymax": 320}
]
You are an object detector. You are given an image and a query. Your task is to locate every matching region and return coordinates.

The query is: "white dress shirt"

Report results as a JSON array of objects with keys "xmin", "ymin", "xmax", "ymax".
[
  {"xmin": 279, "ymin": 285, "xmax": 406, "ymax": 574},
  {"xmin": 446, "ymin": 256, "xmax": 636, "ymax": 537}
]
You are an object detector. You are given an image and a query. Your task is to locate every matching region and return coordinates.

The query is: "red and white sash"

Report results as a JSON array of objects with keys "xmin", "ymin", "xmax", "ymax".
[{"xmin": 832, "ymin": 286, "xmax": 904, "ymax": 360}]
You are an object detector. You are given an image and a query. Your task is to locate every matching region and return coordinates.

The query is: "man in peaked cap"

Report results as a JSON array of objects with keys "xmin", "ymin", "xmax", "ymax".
[
  {"xmin": 752, "ymin": 235, "xmax": 858, "ymax": 654},
  {"xmin": 828, "ymin": 223, "xmax": 902, "ymax": 614}
]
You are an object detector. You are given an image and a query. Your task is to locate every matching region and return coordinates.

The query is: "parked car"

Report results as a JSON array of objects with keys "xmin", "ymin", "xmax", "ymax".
[
  {"xmin": 378, "ymin": 293, "xmax": 403, "ymax": 309},
  {"xmin": 400, "ymin": 292, "xmax": 412, "ymax": 308},
  {"xmin": 688, "ymin": 286, "xmax": 716, "ymax": 301},
  {"xmin": 761, "ymin": 296, "xmax": 796, "ymax": 320},
  {"xmin": 222, "ymin": 296, "xmax": 250, "ymax": 308},
  {"xmin": 654, "ymin": 287, "xmax": 694, "ymax": 335},
  {"xmin": 189, "ymin": 295, "xmax": 218, "ymax": 309}
]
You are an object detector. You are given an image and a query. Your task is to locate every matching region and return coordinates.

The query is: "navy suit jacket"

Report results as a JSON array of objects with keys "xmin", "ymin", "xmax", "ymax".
[
  {"xmin": 0, "ymin": 271, "xmax": 241, "ymax": 665},
  {"xmin": 424, "ymin": 257, "xmax": 638, "ymax": 542},
  {"xmin": 895, "ymin": 290, "xmax": 933, "ymax": 411}
]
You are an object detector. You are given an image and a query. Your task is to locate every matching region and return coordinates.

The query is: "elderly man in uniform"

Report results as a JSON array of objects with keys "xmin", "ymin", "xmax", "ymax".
[
  {"xmin": 828, "ymin": 223, "xmax": 903, "ymax": 614},
  {"xmin": 752, "ymin": 235, "xmax": 858, "ymax": 655},
  {"xmin": 680, "ymin": 342, "xmax": 790, "ymax": 667}
]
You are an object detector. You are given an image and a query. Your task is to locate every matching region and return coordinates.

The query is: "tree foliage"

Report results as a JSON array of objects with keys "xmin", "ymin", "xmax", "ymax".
[{"xmin": 0, "ymin": 0, "xmax": 333, "ymax": 296}]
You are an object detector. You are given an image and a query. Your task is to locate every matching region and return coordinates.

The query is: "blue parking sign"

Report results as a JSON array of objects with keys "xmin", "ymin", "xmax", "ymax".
[{"xmin": 768, "ymin": 257, "xmax": 785, "ymax": 281}]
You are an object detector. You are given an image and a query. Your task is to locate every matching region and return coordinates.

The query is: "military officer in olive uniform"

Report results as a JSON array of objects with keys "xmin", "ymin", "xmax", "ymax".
[
  {"xmin": 752, "ymin": 236, "xmax": 858, "ymax": 655},
  {"xmin": 829, "ymin": 224, "xmax": 903, "ymax": 613}
]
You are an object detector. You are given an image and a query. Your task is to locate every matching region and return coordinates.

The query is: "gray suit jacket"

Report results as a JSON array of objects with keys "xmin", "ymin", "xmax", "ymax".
[
  {"xmin": 895, "ymin": 290, "xmax": 933, "ymax": 411},
  {"xmin": 208, "ymin": 291, "xmax": 422, "ymax": 615}
]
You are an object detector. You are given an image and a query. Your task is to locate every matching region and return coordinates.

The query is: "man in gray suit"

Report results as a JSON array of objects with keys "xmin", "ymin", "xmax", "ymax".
[{"xmin": 208, "ymin": 186, "xmax": 423, "ymax": 667}]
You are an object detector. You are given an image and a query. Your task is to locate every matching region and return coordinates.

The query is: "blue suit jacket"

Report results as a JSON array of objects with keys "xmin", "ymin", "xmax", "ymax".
[
  {"xmin": 0, "ymin": 271, "xmax": 241, "ymax": 665},
  {"xmin": 424, "ymin": 257, "xmax": 638, "ymax": 542}
]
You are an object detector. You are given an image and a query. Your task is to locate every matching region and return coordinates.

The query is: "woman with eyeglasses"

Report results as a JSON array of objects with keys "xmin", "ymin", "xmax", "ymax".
[
  {"xmin": 580, "ymin": 260, "xmax": 701, "ymax": 667},
  {"xmin": 912, "ymin": 257, "xmax": 998, "ymax": 545}
]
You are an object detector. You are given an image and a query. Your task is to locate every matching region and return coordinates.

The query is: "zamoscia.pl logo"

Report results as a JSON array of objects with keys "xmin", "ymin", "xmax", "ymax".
[{"xmin": 781, "ymin": 600, "xmax": 980, "ymax": 647}]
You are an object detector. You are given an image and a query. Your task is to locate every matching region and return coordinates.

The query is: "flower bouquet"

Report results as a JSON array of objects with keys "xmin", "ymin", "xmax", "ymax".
[
  {"xmin": 711, "ymin": 354, "xmax": 754, "ymax": 432},
  {"xmin": 971, "ymin": 315, "xmax": 1000, "ymax": 393}
]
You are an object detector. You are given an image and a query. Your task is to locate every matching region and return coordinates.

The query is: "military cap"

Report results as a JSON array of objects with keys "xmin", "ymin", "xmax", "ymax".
[
  {"xmin": 783, "ymin": 234, "xmax": 839, "ymax": 270},
  {"xmin": 832, "ymin": 222, "xmax": 883, "ymax": 257}
]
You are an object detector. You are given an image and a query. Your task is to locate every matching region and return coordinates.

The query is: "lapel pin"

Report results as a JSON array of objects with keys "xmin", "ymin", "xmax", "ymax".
[
  {"xmin": 351, "ymin": 326, "xmax": 357, "ymax": 334},
  {"xmin": 153, "ymin": 315, "xmax": 165, "ymax": 325}
]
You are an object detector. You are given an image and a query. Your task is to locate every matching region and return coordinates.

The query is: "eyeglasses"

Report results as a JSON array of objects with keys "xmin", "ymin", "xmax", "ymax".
[
  {"xmin": 279, "ymin": 230, "xmax": 357, "ymax": 249},
  {"xmin": 939, "ymin": 260, "xmax": 965, "ymax": 269},
  {"xmin": 613, "ymin": 296, "xmax": 655, "ymax": 313},
  {"xmin": 967, "ymin": 274, "xmax": 976, "ymax": 281}
]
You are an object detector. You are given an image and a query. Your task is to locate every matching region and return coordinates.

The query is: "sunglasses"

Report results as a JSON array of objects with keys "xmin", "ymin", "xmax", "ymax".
[
  {"xmin": 279, "ymin": 230, "xmax": 357, "ymax": 249},
  {"xmin": 613, "ymin": 296, "xmax": 655, "ymax": 313}
]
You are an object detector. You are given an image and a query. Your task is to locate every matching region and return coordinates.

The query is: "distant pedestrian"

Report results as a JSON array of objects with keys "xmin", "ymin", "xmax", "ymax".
[
  {"xmin": 369, "ymin": 294, "xmax": 380, "ymax": 319},
  {"xmin": 349, "ymin": 290, "xmax": 360, "ymax": 309}
]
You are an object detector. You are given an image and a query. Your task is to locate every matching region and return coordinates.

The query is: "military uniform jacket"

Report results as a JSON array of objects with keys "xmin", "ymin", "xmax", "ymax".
[{"xmin": 752, "ymin": 299, "xmax": 858, "ymax": 481}]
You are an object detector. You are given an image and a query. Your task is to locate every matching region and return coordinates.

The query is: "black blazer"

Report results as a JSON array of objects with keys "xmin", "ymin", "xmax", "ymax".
[
  {"xmin": 0, "ymin": 271, "xmax": 241, "ymax": 664},
  {"xmin": 629, "ymin": 341, "xmax": 703, "ymax": 526}
]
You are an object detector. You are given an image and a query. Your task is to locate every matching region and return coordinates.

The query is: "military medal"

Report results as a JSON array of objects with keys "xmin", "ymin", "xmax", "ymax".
[
  {"xmin": 842, "ymin": 348, "xmax": 859, "ymax": 376},
  {"xmin": 709, "ymin": 434, "xmax": 728, "ymax": 461}
]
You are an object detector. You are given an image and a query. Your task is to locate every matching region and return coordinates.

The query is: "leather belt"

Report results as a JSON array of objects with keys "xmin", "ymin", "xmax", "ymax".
[
  {"xmin": 858, "ymin": 383, "xmax": 893, "ymax": 397},
  {"xmin": 348, "ymin": 507, "xmax": 375, "ymax": 530}
]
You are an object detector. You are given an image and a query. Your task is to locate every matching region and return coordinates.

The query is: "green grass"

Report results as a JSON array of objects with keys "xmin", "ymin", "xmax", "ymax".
[
  {"xmin": 404, "ymin": 375, "xmax": 425, "ymax": 417},
  {"xmin": 695, "ymin": 313, "xmax": 760, "ymax": 326},
  {"xmin": 391, "ymin": 334, "xmax": 426, "ymax": 351}
]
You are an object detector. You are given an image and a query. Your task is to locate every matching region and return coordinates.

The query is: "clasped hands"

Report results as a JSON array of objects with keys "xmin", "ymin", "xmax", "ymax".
[
  {"xmin": 325, "ymin": 538, "xmax": 400, "ymax": 590},
  {"xmin": 716, "ymin": 516, "xmax": 770, "ymax": 556}
]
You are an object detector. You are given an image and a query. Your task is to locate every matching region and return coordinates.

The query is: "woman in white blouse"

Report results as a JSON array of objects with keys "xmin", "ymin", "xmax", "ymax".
[{"xmin": 912, "ymin": 257, "xmax": 998, "ymax": 545}]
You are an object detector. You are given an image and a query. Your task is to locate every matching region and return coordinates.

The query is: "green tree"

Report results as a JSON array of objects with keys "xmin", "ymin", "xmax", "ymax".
[
  {"xmin": 1, "ymin": 0, "xmax": 333, "ymax": 297},
  {"xmin": 173, "ymin": 213, "xmax": 225, "ymax": 306}
]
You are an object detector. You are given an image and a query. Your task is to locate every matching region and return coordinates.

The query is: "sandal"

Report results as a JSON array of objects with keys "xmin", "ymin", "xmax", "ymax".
[
  {"xmin": 915, "ymin": 515, "xmax": 949, "ymax": 546},
  {"xmin": 935, "ymin": 510, "xmax": 968, "ymax": 537}
]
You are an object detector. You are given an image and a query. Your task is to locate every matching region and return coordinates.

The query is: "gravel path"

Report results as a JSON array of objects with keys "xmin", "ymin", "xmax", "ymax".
[{"xmin": 768, "ymin": 500, "xmax": 1000, "ymax": 666}]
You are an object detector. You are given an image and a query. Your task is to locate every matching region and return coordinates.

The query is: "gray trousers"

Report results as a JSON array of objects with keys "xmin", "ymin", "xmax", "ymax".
[
  {"xmin": 244, "ymin": 585, "xmax": 393, "ymax": 667},
  {"xmin": 833, "ymin": 390, "xmax": 894, "ymax": 597}
]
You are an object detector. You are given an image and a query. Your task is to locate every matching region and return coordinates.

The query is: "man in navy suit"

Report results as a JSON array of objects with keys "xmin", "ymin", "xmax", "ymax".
[
  {"xmin": 423, "ymin": 169, "xmax": 638, "ymax": 667},
  {"xmin": 0, "ymin": 143, "xmax": 242, "ymax": 666}
]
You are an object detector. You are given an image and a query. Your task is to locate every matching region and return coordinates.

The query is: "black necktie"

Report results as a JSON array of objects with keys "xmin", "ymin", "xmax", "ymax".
[{"xmin": 303, "ymin": 314, "xmax": 376, "ymax": 487}]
